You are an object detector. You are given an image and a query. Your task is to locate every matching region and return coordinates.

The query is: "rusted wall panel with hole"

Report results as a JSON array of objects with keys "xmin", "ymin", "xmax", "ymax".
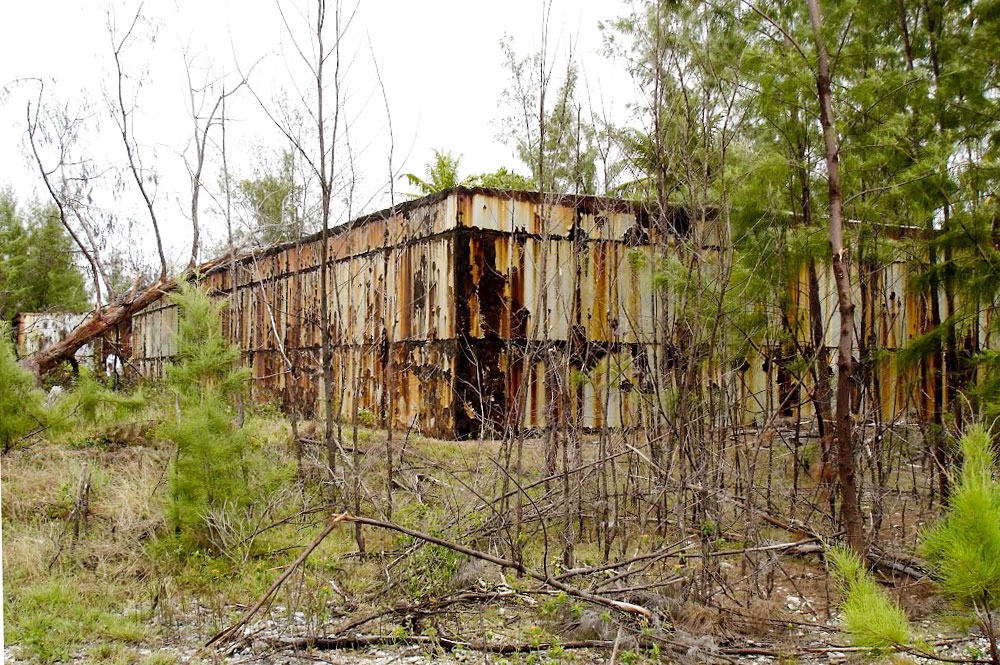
[{"xmin": 125, "ymin": 189, "xmax": 664, "ymax": 438}]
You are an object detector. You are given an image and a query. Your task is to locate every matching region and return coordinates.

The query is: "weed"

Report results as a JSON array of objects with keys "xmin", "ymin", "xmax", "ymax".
[
  {"xmin": 358, "ymin": 408, "xmax": 376, "ymax": 427},
  {"xmin": 5, "ymin": 576, "xmax": 150, "ymax": 663},
  {"xmin": 141, "ymin": 651, "xmax": 180, "ymax": 665}
]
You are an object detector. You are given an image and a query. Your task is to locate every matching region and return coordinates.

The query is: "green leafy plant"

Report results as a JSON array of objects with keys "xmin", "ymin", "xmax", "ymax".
[
  {"xmin": 828, "ymin": 545, "xmax": 911, "ymax": 653},
  {"xmin": 357, "ymin": 408, "xmax": 376, "ymax": 428},
  {"xmin": 403, "ymin": 149, "xmax": 464, "ymax": 196},
  {"xmin": 1, "ymin": 320, "xmax": 46, "ymax": 451},
  {"xmin": 55, "ymin": 369, "xmax": 145, "ymax": 427},
  {"xmin": 920, "ymin": 425, "xmax": 1000, "ymax": 664}
]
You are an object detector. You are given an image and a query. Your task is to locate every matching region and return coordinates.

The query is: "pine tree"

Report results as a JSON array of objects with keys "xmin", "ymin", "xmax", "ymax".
[
  {"xmin": 0, "ymin": 321, "xmax": 46, "ymax": 451},
  {"xmin": 831, "ymin": 426, "xmax": 1000, "ymax": 664},
  {"xmin": 237, "ymin": 150, "xmax": 304, "ymax": 247},
  {"xmin": 921, "ymin": 426, "xmax": 1000, "ymax": 664},
  {"xmin": 0, "ymin": 192, "xmax": 89, "ymax": 321},
  {"xmin": 163, "ymin": 283, "xmax": 251, "ymax": 548},
  {"xmin": 828, "ymin": 545, "xmax": 912, "ymax": 653}
]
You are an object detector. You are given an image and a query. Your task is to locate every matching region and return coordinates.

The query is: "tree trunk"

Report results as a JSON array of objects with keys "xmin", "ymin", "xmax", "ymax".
[
  {"xmin": 808, "ymin": 260, "xmax": 835, "ymax": 484},
  {"xmin": 19, "ymin": 276, "xmax": 171, "ymax": 377},
  {"xmin": 807, "ymin": 0, "xmax": 865, "ymax": 553}
]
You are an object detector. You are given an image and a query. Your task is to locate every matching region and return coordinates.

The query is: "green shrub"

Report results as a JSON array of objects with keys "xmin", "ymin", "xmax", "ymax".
[
  {"xmin": 831, "ymin": 425, "xmax": 1000, "ymax": 663},
  {"xmin": 920, "ymin": 425, "xmax": 1000, "ymax": 659},
  {"xmin": 71, "ymin": 370, "xmax": 146, "ymax": 425},
  {"xmin": 45, "ymin": 368, "xmax": 146, "ymax": 434},
  {"xmin": 357, "ymin": 408, "xmax": 376, "ymax": 428},
  {"xmin": 828, "ymin": 545, "xmax": 911, "ymax": 653},
  {"xmin": 920, "ymin": 426, "xmax": 1000, "ymax": 606},
  {"xmin": 0, "ymin": 320, "xmax": 45, "ymax": 450},
  {"xmin": 162, "ymin": 283, "xmax": 252, "ymax": 548}
]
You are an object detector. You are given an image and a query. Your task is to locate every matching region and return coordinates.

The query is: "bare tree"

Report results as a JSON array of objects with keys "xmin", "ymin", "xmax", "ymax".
[
  {"xmin": 108, "ymin": 7, "xmax": 168, "ymax": 280},
  {"xmin": 240, "ymin": 0, "xmax": 358, "ymax": 492},
  {"xmin": 182, "ymin": 48, "xmax": 243, "ymax": 271},
  {"xmin": 18, "ymin": 5, "xmax": 239, "ymax": 376},
  {"xmin": 22, "ymin": 73, "xmax": 176, "ymax": 376}
]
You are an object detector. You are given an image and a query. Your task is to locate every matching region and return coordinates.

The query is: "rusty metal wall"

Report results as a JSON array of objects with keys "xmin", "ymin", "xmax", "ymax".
[
  {"xmin": 449, "ymin": 191, "xmax": 658, "ymax": 436},
  {"xmin": 129, "ymin": 193, "xmax": 463, "ymax": 437},
  {"xmin": 731, "ymin": 246, "xmax": 996, "ymax": 427},
  {"xmin": 124, "ymin": 187, "xmax": 977, "ymax": 438},
  {"xmin": 126, "ymin": 189, "xmax": 660, "ymax": 438}
]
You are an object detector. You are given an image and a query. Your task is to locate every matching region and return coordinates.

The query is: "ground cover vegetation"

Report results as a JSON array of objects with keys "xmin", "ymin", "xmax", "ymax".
[{"xmin": 5, "ymin": 0, "xmax": 1000, "ymax": 663}]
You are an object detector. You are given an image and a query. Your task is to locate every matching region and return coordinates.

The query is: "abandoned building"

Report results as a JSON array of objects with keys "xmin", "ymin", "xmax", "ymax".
[
  {"xmin": 127, "ymin": 188, "xmax": 661, "ymax": 438},
  {"xmin": 31, "ymin": 187, "xmax": 975, "ymax": 439}
]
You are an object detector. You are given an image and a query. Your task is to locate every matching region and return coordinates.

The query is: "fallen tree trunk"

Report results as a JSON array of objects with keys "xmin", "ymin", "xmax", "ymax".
[
  {"xmin": 19, "ymin": 254, "xmax": 233, "ymax": 378},
  {"xmin": 342, "ymin": 514, "xmax": 652, "ymax": 619},
  {"xmin": 270, "ymin": 634, "xmax": 616, "ymax": 654},
  {"xmin": 207, "ymin": 511, "xmax": 651, "ymax": 649},
  {"xmin": 18, "ymin": 276, "xmax": 171, "ymax": 377}
]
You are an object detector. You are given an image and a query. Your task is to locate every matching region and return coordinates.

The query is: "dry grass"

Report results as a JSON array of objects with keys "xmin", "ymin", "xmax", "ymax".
[{"xmin": 1, "ymin": 408, "xmax": 951, "ymax": 665}]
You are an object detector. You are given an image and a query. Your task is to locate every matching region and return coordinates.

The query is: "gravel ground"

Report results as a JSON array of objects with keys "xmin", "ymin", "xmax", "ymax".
[{"xmin": 4, "ymin": 595, "xmax": 993, "ymax": 664}]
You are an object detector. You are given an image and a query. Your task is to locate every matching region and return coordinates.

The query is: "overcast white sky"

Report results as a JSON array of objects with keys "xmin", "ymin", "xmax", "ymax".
[{"xmin": 0, "ymin": 0, "xmax": 636, "ymax": 267}]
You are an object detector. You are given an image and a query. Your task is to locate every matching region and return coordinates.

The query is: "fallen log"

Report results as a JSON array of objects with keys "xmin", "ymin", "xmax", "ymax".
[
  {"xmin": 19, "ymin": 275, "xmax": 172, "ymax": 377},
  {"xmin": 329, "ymin": 588, "xmax": 517, "ymax": 637},
  {"xmin": 340, "ymin": 514, "xmax": 652, "ymax": 619},
  {"xmin": 867, "ymin": 549, "xmax": 927, "ymax": 581},
  {"xmin": 206, "ymin": 512, "xmax": 350, "ymax": 647},
  {"xmin": 19, "ymin": 254, "xmax": 234, "ymax": 378}
]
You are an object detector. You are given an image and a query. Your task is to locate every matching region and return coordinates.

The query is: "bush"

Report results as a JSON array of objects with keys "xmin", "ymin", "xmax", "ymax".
[
  {"xmin": 162, "ymin": 283, "xmax": 252, "ymax": 548},
  {"xmin": 828, "ymin": 545, "xmax": 911, "ymax": 653},
  {"xmin": 45, "ymin": 368, "xmax": 146, "ymax": 433},
  {"xmin": 70, "ymin": 370, "xmax": 146, "ymax": 425},
  {"xmin": 920, "ymin": 425, "xmax": 1000, "ymax": 660},
  {"xmin": 831, "ymin": 425, "xmax": 1000, "ymax": 663},
  {"xmin": 0, "ymin": 320, "xmax": 45, "ymax": 450}
]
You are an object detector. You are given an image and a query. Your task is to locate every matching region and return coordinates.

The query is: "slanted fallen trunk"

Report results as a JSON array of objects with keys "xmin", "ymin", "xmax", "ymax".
[
  {"xmin": 19, "ymin": 253, "xmax": 240, "ymax": 378},
  {"xmin": 19, "ymin": 276, "xmax": 171, "ymax": 378},
  {"xmin": 207, "ymin": 512, "xmax": 652, "ymax": 650}
]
